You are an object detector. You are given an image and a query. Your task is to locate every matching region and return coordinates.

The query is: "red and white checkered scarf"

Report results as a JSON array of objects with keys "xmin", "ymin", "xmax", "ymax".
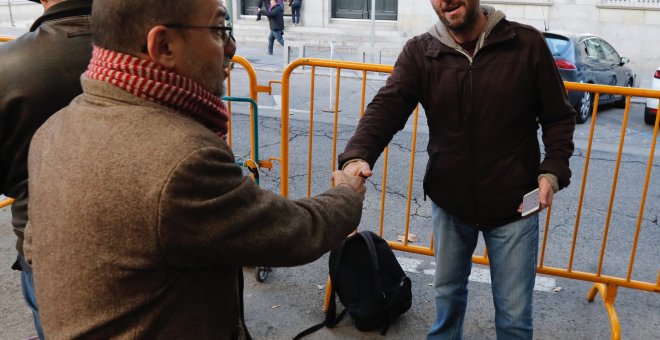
[{"xmin": 86, "ymin": 45, "xmax": 229, "ymax": 138}]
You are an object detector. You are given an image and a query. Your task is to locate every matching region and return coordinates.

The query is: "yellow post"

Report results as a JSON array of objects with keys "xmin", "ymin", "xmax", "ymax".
[{"xmin": 587, "ymin": 283, "xmax": 621, "ymax": 340}]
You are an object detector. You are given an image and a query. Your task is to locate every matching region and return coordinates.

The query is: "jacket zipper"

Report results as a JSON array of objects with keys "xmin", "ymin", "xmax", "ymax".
[{"xmin": 467, "ymin": 61, "xmax": 479, "ymax": 227}]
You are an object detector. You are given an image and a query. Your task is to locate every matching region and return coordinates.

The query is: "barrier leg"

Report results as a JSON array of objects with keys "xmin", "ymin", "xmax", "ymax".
[
  {"xmin": 323, "ymin": 276, "xmax": 332, "ymax": 312},
  {"xmin": 586, "ymin": 283, "xmax": 621, "ymax": 340}
]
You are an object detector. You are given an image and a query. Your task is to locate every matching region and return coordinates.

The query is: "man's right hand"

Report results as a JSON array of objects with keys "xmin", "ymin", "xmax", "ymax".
[
  {"xmin": 342, "ymin": 160, "xmax": 373, "ymax": 179},
  {"xmin": 332, "ymin": 171, "xmax": 366, "ymax": 201}
]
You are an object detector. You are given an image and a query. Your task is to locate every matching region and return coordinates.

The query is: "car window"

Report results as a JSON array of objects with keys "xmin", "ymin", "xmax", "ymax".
[
  {"xmin": 599, "ymin": 39, "xmax": 621, "ymax": 64},
  {"xmin": 544, "ymin": 36, "xmax": 571, "ymax": 57},
  {"xmin": 584, "ymin": 38, "xmax": 605, "ymax": 60}
]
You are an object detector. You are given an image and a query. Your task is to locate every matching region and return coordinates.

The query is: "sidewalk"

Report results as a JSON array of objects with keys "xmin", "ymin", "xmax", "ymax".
[{"xmin": 233, "ymin": 44, "xmax": 398, "ymax": 73}]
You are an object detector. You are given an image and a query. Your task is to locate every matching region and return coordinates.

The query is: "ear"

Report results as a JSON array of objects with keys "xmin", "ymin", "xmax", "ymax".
[{"xmin": 146, "ymin": 26, "xmax": 176, "ymax": 69}]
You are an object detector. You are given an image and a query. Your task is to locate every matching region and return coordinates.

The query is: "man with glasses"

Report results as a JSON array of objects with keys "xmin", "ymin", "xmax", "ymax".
[{"xmin": 24, "ymin": 0, "xmax": 366, "ymax": 337}]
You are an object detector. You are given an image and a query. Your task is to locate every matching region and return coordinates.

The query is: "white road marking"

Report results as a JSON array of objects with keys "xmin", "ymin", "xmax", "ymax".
[
  {"xmin": 398, "ymin": 256, "xmax": 557, "ymax": 292},
  {"xmin": 272, "ymin": 94, "xmax": 281, "ymax": 109}
]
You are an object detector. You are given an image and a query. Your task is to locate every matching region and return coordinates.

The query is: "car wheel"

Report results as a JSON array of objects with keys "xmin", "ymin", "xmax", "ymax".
[
  {"xmin": 615, "ymin": 79, "xmax": 633, "ymax": 108},
  {"xmin": 576, "ymin": 91, "xmax": 593, "ymax": 124},
  {"xmin": 645, "ymin": 106, "xmax": 657, "ymax": 125}
]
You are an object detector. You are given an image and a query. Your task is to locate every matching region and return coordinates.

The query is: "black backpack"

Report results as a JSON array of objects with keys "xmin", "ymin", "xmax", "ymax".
[{"xmin": 294, "ymin": 231, "xmax": 412, "ymax": 338}]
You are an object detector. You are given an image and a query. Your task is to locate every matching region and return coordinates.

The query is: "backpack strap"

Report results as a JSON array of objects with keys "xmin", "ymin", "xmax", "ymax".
[
  {"xmin": 357, "ymin": 231, "xmax": 384, "ymax": 296},
  {"xmin": 292, "ymin": 282, "xmax": 348, "ymax": 339},
  {"xmin": 293, "ymin": 239, "xmax": 351, "ymax": 339}
]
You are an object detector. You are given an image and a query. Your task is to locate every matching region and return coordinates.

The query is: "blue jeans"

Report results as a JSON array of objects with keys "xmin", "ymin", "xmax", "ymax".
[
  {"xmin": 428, "ymin": 203, "xmax": 538, "ymax": 340},
  {"xmin": 268, "ymin": 30, "xmax": 284, "ymax": 54},
  {"xmin": 291, "ymin": 3, "xmax": 301, "ymax": 24},
  {"xmin": 21, "ymin": 270, "xmax": 45, "ymax": 339}
]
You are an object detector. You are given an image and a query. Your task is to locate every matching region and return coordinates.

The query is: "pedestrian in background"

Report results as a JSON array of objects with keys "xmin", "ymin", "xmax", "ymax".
[
  {"xmin": 0, "ymin": 0, "xmax": 93, "ymax": 338},
  {"xmin": 289, "ymin": 0, "xmax": 302, "ymax": 26},
  {"xmin": 259, "ymin": 0, "xmax": 284, "ymax": 55},
  {"xmin": 256, "ymin": 0, "xmax": 284, "ymax": 21},
  {"xmin": 339, "ymin": 0, "xmax": 576, "ymax": 338}
]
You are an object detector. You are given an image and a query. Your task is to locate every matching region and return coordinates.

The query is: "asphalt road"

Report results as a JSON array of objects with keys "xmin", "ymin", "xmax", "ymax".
[{"xmin": 1, "ymin": 61, "xmax": 659, "ymax": 339}]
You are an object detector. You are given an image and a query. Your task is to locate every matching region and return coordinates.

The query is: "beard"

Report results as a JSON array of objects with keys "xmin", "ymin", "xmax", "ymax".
[
  {"xmin": 437, "ymin": 1, "xmax": 480, "ymax": 34},
  {"xmin": 184, "ymin": 51, "xmax": 225, "ymax": 97}
]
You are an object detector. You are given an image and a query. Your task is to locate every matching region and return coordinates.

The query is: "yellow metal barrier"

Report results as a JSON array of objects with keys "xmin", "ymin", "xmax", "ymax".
[
  {"xmin": 226, "ymin": 55, "xmax": 281, "ymax": 172},
  {"xmin": 0, "ymin": 198, "xmax": 14, "ymax": 209},
  {"xmin": 280, "ymin": 58, "xmax": 660, "ymax": 340}
]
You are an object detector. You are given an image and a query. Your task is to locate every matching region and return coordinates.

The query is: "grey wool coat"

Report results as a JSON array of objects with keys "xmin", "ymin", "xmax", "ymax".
[{"xmin": 24, "ymin": 76, "xmax": 363, "ymax": 339}]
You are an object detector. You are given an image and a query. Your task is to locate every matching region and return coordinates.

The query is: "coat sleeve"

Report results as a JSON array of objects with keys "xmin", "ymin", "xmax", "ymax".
[
  {"xmin": 263, "ymin": 5, "xmax": 283, "ymax": 18},
  {"xmin": 533, "ymin": 32, "xmax": 576, "ymax": 190},
  {"xmin": 157, "ymin": 145, "xmax": 363, "ymax": 268},
  {"xmin": 338, "ymin": 39, "xmax": 422, "ymax": 170}
]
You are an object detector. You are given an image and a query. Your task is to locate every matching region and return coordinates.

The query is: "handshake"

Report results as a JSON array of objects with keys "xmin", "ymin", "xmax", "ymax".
[{"xmin": 332, "ymin": 159, "xmax": 372, "ymax": 201}]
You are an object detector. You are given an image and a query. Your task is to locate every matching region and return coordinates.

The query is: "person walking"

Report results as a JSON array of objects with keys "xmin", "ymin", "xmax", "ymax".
[
  {"xmin": 289, "ymin": 0, "xmax": 302, "ymax": 26},
  {"xmin": 0, "ymin": 0, "xmax": 93, "ymax": 338},
  {"xmin": 259, "ymin": 0, "xmax": 284, "ymax": 55},
  {"xmin": 24, "ymin": 0, "xmax": 365, "ymax": 337},
  {"xmin": 339, "ymin": 0, "xmax": 576, "ymax": 338}
]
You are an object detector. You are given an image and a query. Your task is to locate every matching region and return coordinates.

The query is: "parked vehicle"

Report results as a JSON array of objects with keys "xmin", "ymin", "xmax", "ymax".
[
  {"xmin": 543, "ymin": 31, "xmax": 635, "ymax": 124},
  {"xmin": 644, "ymin": 66, "xmax": 660, "ymax": 125}
]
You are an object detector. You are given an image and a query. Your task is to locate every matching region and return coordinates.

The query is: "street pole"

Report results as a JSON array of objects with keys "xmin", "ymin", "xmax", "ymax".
[
  {"xmin": 322, "ymin": 42, "xmax": 339, "ymax": 113},
  {"xmin": 370, "ymin": 0, "xmax": 376, "ymax": 63},
  {"xmin": 225, "ymin": 0, "xmax": 233, "ymax": 22},
  {"xmin": 7, "ymin": 0, "xmax": 15, "ymax": 27}
]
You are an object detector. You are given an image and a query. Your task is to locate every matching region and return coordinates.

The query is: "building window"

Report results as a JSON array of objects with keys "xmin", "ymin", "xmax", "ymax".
[
  {"xmin": 483, "ymin": 0, "xmax": 553, "ymax": 5},
  {"xmin": 599, "ymin": 0, "xmax": 660, "ymax": 8},
  {"xmin": 332, "ymin": 0, "xmax": 398, "ymax": 21}
]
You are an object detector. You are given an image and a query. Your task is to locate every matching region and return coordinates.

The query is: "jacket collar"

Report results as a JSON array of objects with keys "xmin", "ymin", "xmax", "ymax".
[
  {"xmin": 30, "ymin": 0, "xmax": 92, "ymax": 32},
  {"xmin": 426, "ymin": 6, "xmax": 510, "ymax": 58}
]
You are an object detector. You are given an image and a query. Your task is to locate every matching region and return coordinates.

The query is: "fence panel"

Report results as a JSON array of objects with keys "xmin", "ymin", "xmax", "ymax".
[{"xmin": 280, "ymin": 58, "xmax": 660, "ymax": 340}]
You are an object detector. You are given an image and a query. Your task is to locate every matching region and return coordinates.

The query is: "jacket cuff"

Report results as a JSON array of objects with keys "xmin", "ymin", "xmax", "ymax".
[
  {"xmin": 341, "ymin": 158, "xmax": 366, "ymax": 171},
  {"xmin": 538, "ymin": 173, "xmax": 559, "ymax": 193}
]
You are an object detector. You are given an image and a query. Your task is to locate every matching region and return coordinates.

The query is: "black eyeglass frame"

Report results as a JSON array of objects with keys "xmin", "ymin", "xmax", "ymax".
[{"xmin": 163, "ymin": 23, "xmax": 235, "ymax": 46}]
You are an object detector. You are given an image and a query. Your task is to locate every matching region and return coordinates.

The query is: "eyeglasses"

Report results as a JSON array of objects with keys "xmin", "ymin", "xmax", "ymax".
[{"xmin": 164, "ymin": 23, "xmax": 235, "ymax": 47}]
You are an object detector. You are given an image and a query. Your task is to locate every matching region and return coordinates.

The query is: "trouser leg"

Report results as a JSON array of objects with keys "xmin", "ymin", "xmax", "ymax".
[
  {"xmin": 483, "ymin": 214, "xmax": 539, "ymax": 340},
  {"xmin": 273, "ymin": 30, "xmax": 284, "ymax": 46},
  {"xmin": 21, "ymin": 269, "xmax": 44, "ymax": 339},
  {"xmin": 268, "ymin": 31, "xmax": 275, "ymax": 54},
  {"xmin": 428, "ymin": 203, "xmax": 479, "ymax": 340}
]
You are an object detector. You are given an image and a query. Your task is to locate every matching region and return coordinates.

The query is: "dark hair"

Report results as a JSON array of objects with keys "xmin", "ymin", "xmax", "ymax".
[{"xmin": 91, "ymin": 0, "xmax": 203, "ymax": 54}]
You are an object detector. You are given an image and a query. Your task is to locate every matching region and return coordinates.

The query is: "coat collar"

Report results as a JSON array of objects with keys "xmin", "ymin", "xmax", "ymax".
[
  {"xmin": 30, "ymin": 0, "xmax": 92, "ymax": 32},
  {"xmin": 425, "ymin": 5, "xmax": 514, "ymax": 59}
]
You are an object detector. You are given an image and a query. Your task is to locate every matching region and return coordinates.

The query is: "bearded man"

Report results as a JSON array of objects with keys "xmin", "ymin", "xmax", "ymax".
[
  {"xmin": 24, "ymin": 0, "xmax": 365, "ymax": 338},
  {"xmin": 339, "ymin": 0, "xmax": 576, "ymax": 338}
]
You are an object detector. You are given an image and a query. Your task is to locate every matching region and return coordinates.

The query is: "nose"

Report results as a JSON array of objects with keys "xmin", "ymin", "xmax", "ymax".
[{"xmin": 224, "ymin": 38, "xmax": 236, "ymax": 62}]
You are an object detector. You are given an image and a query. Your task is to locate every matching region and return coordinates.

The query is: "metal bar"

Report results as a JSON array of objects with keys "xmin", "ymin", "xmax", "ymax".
[
  {"xmin": 307, "ymin": 66, "xmax": 316, "ymax": 197},
  {"xmin": 226, "ymin": 63, "xmax": 233, "ymax": 147},
  {"xmin": 0, "ymin": 198, "xmax": 14, "ymax": 208},
  {"xmin": 539, "ymin": 206, "xmax": 552, "ymax": 267},
  {"xmin": 330, "ymin": 68, "xmax": 341, "ymax": 180},
  {"xmin": 379, "ymin": 147, "xmax": 389, "ymax": 236},
  {"xmin": 221, "ymin": 96, "xmax": 260, "ymax": 185},
  {"xmin": 402, "ymin": 107, "xmax": 419, "ymax": 246},
  {"xmin": 626, "ymin": 95, "xmax": 658, "ymax": 281},
  {"xmin": 569, "ymin": 92, "xmax": 600, "ymax": 271},
  {"xmin": 597, "ymin": 95, "xmax": 630, "ymax": 276}
]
